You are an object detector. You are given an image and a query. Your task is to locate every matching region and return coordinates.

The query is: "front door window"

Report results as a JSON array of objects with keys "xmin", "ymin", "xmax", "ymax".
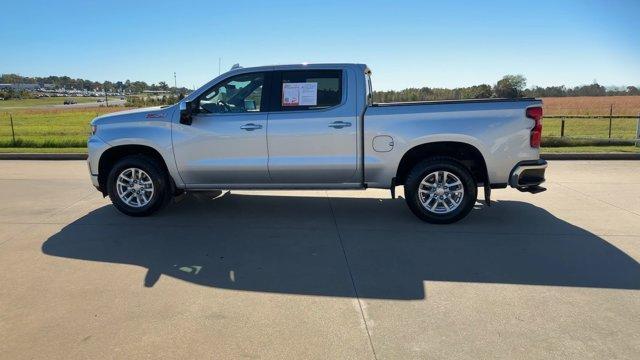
[{"xmin": 199, "ymin": 73, "xmax": 264, "ymax": 114}]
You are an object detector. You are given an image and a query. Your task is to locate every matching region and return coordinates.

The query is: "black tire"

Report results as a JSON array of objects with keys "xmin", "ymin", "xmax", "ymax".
[
  {"xmin": 404, "ymin": 157, "xmax": 477, "ymax": 224},
  {"xmin": 106, "ymin": 155, "xmax": 172, "ymax": 217}
]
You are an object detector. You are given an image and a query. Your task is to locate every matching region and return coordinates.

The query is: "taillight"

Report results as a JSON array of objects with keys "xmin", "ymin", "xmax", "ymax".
[{"xmin": 526, "ymin": 106, "xmax": 543, "ymax": 148}]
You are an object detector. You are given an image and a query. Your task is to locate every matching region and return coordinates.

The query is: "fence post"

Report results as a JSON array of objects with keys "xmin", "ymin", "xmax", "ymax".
[
  {"xmin": 9, "ymin": 114, "xmax": 16, "ymax": 145},
  {"xmin": 560, "ymin": 118, "xmax": 565, "ymax": 138},
  {"xmin": 636, "ymin": 113, "xmax": 640, "ymax": 147},
  {"xmin": 608, "ymin": 104, "xmax": 613, "ymax": 139}
]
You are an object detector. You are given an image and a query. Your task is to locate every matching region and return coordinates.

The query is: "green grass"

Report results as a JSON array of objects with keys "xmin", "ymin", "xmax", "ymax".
[
  {"xmin": 543, "ymin": 117, "xmax": 638, "ymax": 140},
  {"xmin": 0, "ymin": 147, "xmax": 87, "ymax": 153},
  {"xmin": 0, "ymin": 110, "xmax": 92, "ymax": 147},
  {"xmin": 0, "ymin": 106, "xmax": 638, "ymax": 153},
  {"xmin": 0, "ymin": 97, "xmax": 120, "ymax": 109},
  {"xmin": 1, "ymin": 145, "xmax": 636, "ymax": 154},
  {"xmin": 0, "ymin": 108, "xmax": 126, "ymax": 148},
  {"xmin": 542, "ymin": 145, "xmax": 640, "ymax": 153}
]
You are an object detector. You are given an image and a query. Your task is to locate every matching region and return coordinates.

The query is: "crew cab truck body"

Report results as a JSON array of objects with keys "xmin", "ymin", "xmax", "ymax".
[{"xmin": 88, "ymin": 63, "xmax": 546, "ymax": 223}]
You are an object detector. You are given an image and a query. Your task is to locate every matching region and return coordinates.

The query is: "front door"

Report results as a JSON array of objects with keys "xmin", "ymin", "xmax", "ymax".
[
  {"xmin": 173, "ymin": 72, "xmax": 270, "ymax": 186},
  {"xmin": 267, "ymin": 69, "xmax": 358, "ymax": 183}
]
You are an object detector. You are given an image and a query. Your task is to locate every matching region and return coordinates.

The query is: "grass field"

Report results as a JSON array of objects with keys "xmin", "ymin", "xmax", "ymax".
[
  {"xmin": 0, "ymin": 147, "xmax": 88, "ymax": 153},
  {"xmin": 542, "ymin": 145, "xmax": 639, "ymax": 153},
  {"xmin": 0, "ymin": 97, "xmax": 120, "ymax": 109},
  {"xmin": 0, "ymin": 107, "xmax": 128, "ymax": 147},
  {"xmin": 543, "ymin": 117, "xmax": 638, "ymax": 140},
  {"xmin": 1, "ymin": 95, "xmax": 639, "ymax": 153},
  {"xmin": 1, "ymin": 146, "xmax": 637, "ymax": 154}
]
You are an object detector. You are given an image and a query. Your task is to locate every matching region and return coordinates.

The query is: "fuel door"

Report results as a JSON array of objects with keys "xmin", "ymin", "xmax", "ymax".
[{"xmin": 372, "ymin": 135, "xmax": 394, "ymax": 152}]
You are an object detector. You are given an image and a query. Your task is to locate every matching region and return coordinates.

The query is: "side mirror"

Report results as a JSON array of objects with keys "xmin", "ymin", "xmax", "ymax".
[{"xmin": 179, "ymin": 101, "xmax": 194, "ymax": 125}]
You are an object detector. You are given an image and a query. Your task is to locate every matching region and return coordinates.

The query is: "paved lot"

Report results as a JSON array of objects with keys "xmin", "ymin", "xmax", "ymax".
[{"xmin": 0, "ymin": 160, "xmax": 639, "ymax": 359}]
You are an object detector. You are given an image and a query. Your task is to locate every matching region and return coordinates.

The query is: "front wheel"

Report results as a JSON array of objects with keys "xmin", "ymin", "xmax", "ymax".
[
  {"xmin": 106, "ymin": 155, "xmax": 171, "ymax": 216},
  {"xmin": 404, "ymin": 158, "xmax": 477, "ymax": 224}
]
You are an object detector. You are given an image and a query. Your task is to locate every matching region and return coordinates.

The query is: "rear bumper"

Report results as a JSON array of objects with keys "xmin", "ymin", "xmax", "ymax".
[{"xmin": 509, "ymin": 159, "xmax": 547, "ymax": 193}]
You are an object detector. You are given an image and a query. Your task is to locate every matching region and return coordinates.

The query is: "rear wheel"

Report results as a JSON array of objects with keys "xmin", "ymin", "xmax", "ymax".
[
  {"xmin": 404, "ymin": 157, "xmax": 477, "ymax": 224},
  {"xmin": 107, "ymin": 155, "xmax": 171, "ymax": 216}
]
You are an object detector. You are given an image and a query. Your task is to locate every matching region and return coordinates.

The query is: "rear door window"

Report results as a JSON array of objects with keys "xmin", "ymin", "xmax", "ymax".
[{"xmin": 274, "ymin": 70, "xmax": 342, "ymax": 111}]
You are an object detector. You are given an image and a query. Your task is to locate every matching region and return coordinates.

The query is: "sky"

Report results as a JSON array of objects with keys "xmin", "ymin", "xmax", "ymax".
[{"xmin": 1, "ymin": 0, "xmax": 639, "ymax": 90}]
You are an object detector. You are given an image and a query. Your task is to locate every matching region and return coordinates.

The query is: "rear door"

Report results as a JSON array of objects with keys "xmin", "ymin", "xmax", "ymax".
[
  {"xmin": 172, "ymin": 71, "xmax": 271, "ymax": 185},
  {"xmin": 266, "ymin": 69, "xmax": 358, "ymax": 183}
]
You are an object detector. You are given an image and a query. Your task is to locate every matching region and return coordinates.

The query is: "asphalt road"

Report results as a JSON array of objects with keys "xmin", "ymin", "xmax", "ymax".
[{"xmin": 0, "ymin": 160, "xmax": 638, "ymax": 359}]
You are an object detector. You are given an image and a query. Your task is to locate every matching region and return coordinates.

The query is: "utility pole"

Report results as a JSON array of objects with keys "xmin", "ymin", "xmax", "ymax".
[
  {"xmin": 104, "ymin": 84, "xmax": 109, "ymax": 107},
  {"xmin": 173, "ymin": 72, "xmax": 177, "ymax": 89}
]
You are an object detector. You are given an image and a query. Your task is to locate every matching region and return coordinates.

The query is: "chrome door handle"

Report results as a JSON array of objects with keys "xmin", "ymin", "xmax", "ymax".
[
  {"xmin": 328, "ymin": 121, "xmax": 352, "ymax": 129},
  {"xmin": 240, "ymin": 123, "xmax": 263, "ymax": 131}
]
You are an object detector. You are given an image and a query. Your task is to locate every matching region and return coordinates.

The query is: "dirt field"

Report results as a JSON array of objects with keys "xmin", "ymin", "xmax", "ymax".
[{"xmin": 542, "ymin": 96, "xmax": 640, "ymax": 116}]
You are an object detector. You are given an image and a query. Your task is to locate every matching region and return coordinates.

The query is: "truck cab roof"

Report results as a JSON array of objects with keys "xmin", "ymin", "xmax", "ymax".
[
  {"xmin": 232, "ymin": 63, "xmax": 367, "ymax": 72},
  {"xmin": 185, "ymin": 63, "xmax": 367, "ymax": 103}
]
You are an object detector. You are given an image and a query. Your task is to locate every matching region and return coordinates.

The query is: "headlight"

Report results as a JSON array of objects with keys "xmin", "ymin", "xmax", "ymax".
[{"xmin": 91, "ymin": 125, "xmax": 97, "ymax": 135}]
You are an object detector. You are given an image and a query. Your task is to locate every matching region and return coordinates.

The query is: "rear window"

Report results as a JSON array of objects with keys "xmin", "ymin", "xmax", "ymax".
[{"xmin": 277, "ymin": 70, "xmax": 342, "ymax": 111}]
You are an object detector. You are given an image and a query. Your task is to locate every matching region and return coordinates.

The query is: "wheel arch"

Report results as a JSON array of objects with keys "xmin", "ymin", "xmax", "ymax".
[
  {"xmin": 395, "ymin": 141, "xmax": 488, "ymax": 186},
  {"xmin": 98, "ymin": 144, "xmax": 176, "ymax": 195}
]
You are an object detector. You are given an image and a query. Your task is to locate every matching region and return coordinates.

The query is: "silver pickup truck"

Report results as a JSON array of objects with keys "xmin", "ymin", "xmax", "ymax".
[{"xmin": 88, "ymin": 63, "xmax": 547, "ymax": 223}]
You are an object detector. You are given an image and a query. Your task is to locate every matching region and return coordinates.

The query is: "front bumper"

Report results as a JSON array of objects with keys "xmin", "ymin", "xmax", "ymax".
[
  {"xmin": 90, "ymin": 174, "xmax": 100, "ymax": 188},
  {"xmin": 87, "ymin": 135, "xmax": 111, "ymax": 192},
  {"xmin": 509, "ymin": 159, "xmax": 548, "ymax": 193}
]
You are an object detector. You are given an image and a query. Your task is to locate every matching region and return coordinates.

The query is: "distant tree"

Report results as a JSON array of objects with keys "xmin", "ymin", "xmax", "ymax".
[
  {"xmin": 463, "ymin": 84, "xmax": 493, "ymax": 99},
  {"xmin": 524, "ymin": 85, "xmax": 567, "ymax": 97},
  {"xmin": 626, "ymin": 86, "xmax": 639, "ymax": 95},
  {"xmin": 130, "ymin": 81, "xmax": 148, "ymax": 93},
  {"xmin": 494, "ymin": 75, "xmax": 527, "ymax": 98},
  {"xmin": 158, "ymin": 81, "xmax": 169, "ymax": 91},
  {"xmin": 569, "ymin": 83, "xmax": 606, "ymax": 97}
]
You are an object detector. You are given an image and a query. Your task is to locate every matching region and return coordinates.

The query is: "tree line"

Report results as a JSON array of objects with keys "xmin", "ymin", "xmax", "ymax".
[
  {"xmin": 0, "ymin": 74, "xmax": 189, "ymax": 94},
  {"xmin": 372, "ymin": 74, "xmax": 640, "ymax": 102},
  {"xmin": 3, "ymin": 73, "xmax": 639, "ymax": 102}
]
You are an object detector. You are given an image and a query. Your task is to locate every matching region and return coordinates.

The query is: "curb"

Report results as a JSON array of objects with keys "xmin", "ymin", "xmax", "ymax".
[
  {"xmin": 541, "ymin": 153, "xmax": 640, "ymax": 160},
  {"xmin": 0, "ymin": 153, "xmax": 638, "ymax": 161},
  {"xmin": 0, "ymin": 153, "xmax": 87, "ymax": 160}
]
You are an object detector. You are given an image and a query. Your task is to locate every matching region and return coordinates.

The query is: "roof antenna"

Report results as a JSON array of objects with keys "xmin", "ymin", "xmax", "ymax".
[{"xmin": 230, "ymin": 63, "xmax": 242, "ymax": 70}]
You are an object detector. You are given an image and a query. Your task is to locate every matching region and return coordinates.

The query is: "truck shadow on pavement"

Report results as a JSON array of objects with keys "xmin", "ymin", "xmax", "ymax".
[{"xmin": 42, "ymin": 193, "xmax": 640, "ymax": 299}]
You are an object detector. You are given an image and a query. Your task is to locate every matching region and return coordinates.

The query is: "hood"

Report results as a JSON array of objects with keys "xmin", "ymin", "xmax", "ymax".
[{"xmin": 91, "ymin": 105, "xmax": 176, "ymax": 125}]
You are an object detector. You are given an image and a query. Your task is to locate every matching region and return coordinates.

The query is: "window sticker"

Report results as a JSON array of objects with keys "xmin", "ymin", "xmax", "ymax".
[{"xmin": 282, "ymin": 82, "xmax": 318, "ymax": 106}]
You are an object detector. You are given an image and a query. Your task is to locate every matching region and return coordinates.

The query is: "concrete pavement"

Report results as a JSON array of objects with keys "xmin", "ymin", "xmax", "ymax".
[{"xmin": 0, "ymin": 160, "xmax": 639, "ymax": 359}]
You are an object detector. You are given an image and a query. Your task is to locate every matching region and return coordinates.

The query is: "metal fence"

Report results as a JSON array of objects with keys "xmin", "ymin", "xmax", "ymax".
[
  {"xmin": 1, "ymin": 111, "xmax": 639, "ymax": 148},
  {"xmin": 0, "ymin": 111, "xmax": 95, "ymax": 148},
  {"xmin": 543, "ymin": 114, "xmax": 640, "ymax": 146}
]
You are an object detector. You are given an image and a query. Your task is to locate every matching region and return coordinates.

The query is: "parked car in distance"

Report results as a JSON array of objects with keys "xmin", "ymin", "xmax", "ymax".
[
  {"xmin": 63, "ymin": 99, "xmax": 77, "ymax": 105},
  {"xmin": 87, "ymin": 63, "xmax": 547, "ymax": 223}
]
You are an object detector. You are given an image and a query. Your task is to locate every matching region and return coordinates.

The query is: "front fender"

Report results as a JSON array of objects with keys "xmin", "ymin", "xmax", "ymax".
[{"xmin": 93, "ymin": 120, "xmax": 184, "ymax": 188}]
